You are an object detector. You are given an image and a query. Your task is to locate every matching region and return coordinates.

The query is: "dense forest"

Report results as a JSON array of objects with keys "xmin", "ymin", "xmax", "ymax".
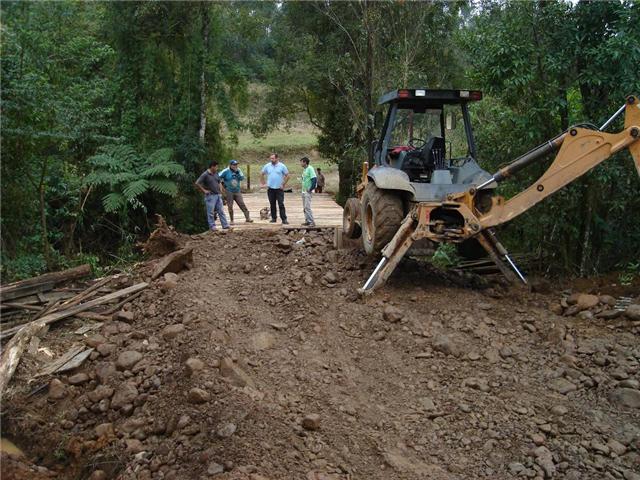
[{"xmin": 1, "ymin": 0, "xmax": 639, "ymax": 281}]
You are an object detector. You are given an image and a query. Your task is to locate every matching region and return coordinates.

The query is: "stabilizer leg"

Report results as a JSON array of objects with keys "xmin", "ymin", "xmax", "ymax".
[
  {"xmin": 476, "ymin": 229, "xmax": 527, "ymax": 284},
  {"xmin": 359, "ymin": 213, "xmax": 416, "ymax": 295}
]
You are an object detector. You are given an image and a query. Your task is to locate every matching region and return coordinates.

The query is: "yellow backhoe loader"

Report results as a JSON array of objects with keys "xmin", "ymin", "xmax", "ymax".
[{"xmin": 341, "ymin": 90, "xmax": 640, "ymax": 293}]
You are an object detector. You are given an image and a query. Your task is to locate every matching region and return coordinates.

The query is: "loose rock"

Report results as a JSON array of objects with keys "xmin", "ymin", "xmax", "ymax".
[
  {"xmin": 113, "ymin": 310, "xmax": 135, "ymax": 323},
  {"xmin": 111, "ymin": 382, "xmax": 139, "ymax": 409},
  {"xmin": 219, "ymin": 357, "xmax": 255, "ymax": 388},
  {"xmin": 382, "ymin": 305, "xmax": 404, "ymax": 323},
  {"xmin": 162, "ymin": 323, "xmax": 185, "ymax": 340},
  {"xmin": 625, "ymin": 304, "xmax": 640, "ymax": 321},
  {"xmin": 251, "ymin": 331, "xmax": 276, "ymax": 351},
  {"xmin": 549, "ymin": 378, "xmax": 577, "ymax": 395},
  {"xmin": 609, "ymin": 388, "xmax": 640, "ymax": 409},
  {"xmin": 302, "ymin": 413, "xmax": 321, "ymax": 431},
  {"xmin": 48, "ymin": 379, "xmax": 66, "ymax": 400},
  {"xmin": 185, "ymin": 357, "xmax": 205, "ymax": 376},
  {"xmin": 576, "ymin": 293, "xmax": 599, "ymax": 310},
  {"xmin": 188, "ymin": 387, "xmax": 210, "ymax": 404},
  {"xmin": 323, "ymin": 271, "xmax": 338, "ymax": 284},
  {"xmin": 207, "ymin": 462, "xmax": 224, "ymax": 475},
  {"xmin": 68, "ymin": 372, "xmax": 90, "ymax": 385},
  {"xmin": 432, "ymin": 334, "xmax": 459, "ymax": 357},
  {"xmin": 116, "ymin": 351, "xmax": 143, "ymax": 370},
  {"xmin": 216, "ymin": 422, "xmax": 237, "ymax": 438}
]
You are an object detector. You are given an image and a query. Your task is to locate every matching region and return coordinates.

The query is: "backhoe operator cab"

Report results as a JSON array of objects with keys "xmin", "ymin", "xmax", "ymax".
[
  {"xmin": 344, "ymin": 88, "xmax": 494, "ymax": 254},
  {"xmin": 371, "ymin": 88, "xmax": 493, "ymax": 202}
]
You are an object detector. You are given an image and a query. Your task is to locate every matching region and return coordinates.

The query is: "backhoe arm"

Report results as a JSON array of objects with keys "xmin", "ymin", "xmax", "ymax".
[{"xmin": 477, "ymin": 96, "xmax": 640, "ymax": 228}]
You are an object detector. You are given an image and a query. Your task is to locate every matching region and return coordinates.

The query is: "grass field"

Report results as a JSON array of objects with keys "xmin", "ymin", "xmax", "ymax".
[{"xmin": 235, "ymin": 116, "xmax": 319, "ymax": 152}]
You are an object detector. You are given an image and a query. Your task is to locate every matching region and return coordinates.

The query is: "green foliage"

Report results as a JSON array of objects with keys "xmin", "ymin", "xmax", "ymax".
[
  {"xmin": 85, "ymin": 145, "xmax": 185, "ymax": 213},
  {"xmin": 431, "ymin": 244, "xmax": 461, "ymax": 270},
  {"xmin": 1, "ymin": 0, "xmax": 638, "ymax": 279},
  {"xmin": 618, "ymin": 261, "xmax": 639, "ymax": 286},
  {"xmin": 2, "ymin": 252, "xmax": 49, "ymax": 281},
  {"xmin": 460, "ymin": 0, "xmax": 640, "ymax": 274}
]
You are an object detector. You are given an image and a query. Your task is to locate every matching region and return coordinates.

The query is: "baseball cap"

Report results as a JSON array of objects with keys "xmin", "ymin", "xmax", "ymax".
[{"xmin": 229, "ymin": 159, "xmax": 238, "ymax": 165}]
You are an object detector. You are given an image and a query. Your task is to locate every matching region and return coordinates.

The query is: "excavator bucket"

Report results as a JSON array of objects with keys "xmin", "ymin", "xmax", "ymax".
[{"xmin": 625, "ymin": 96, "xmax": 640, "ymax": 177}]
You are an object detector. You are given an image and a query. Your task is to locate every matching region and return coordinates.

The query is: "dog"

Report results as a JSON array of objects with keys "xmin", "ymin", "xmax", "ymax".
[{"xmin": 259, "ymin": 207, "xmax": 270, "ymax": 220}]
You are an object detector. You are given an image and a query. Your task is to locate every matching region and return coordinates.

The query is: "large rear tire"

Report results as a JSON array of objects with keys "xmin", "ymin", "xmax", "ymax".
[
  {"xmin": 343, "ymin": 198, "xmax": 362, "ymax": 239},
  {"xmin": 361, "ymin": 183, "xmax": 404, "ymax": 255}
]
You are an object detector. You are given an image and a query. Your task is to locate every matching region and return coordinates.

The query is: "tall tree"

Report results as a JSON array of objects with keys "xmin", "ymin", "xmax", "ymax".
[
  {"xmin": 1, "ymin": 2, "xmax": 115, "ymax": 268},
  {"xmin": 261, "ymin": 0, "xmax": 465, "ymax": 202},
  {"xmin": 462, "ymin": 0, "xmax": 640, "ymax": 273}
]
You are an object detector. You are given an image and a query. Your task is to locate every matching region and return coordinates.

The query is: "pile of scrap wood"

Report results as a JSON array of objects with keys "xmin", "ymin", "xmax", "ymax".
[
  {"xmin": 0, "ymin": 265, "xmax": 148, "ymax": 395},
  {"xmin": 453, "ymin": 253, "xmax": 534, "ymax": 275}
]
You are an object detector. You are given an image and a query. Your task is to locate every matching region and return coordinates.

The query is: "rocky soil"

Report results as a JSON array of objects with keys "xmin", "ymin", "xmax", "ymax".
[{"xmin": 2, "ymin": 228, "xmax": 639, "ymax": 480}]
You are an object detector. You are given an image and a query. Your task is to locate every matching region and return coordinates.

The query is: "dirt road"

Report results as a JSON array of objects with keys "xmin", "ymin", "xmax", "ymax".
[{"xmin": 2, "ymin": 229, "xmax": 639, "ymax": 479}]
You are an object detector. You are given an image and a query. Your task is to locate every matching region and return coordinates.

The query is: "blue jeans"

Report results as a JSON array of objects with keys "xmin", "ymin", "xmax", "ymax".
[{"xmin": 205, "ymin": 193, "xmax": 229, "ymax": 229}]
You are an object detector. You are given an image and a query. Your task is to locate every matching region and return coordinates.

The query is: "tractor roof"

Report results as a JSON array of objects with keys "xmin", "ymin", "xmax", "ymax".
[{"xmin": 378, "ymin": 89, "xmax": 482, "ymax": 106}]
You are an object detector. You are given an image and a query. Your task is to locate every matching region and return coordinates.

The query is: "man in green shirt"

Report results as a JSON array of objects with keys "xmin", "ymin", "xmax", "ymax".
[{"xmin": 299, "ymin": 156, "xmax": 317, "ymax": 227}]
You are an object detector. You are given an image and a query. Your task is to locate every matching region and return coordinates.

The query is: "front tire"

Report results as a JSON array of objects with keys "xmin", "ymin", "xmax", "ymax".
[{"xmin": 360, "ymin": 183, "xmax": 404, "ymax": 255}]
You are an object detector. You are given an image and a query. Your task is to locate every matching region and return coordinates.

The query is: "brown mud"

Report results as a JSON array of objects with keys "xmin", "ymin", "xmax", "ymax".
[{"xmin": 2, "ymin": 229, "xmax": 639, "ymax": 480}]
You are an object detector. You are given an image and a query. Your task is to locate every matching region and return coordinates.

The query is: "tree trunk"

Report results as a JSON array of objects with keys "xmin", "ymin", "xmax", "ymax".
[
  {"xmin": 559, "ymin": 88, "xmax": 569, "ymax": 131},
  {"xmin": 39, "ymin": 181, "xmax": 52, "ymax": 269},
  {"xmin": 363, "ymin": 0, "xmax": 375, "ymax": 162},
  {"xmin": 198, "ymin": 7, "xmax": 210, "ymax": 144},
  {"xmin": 337, "ymin": 158, "xmax": 354, "ymax": 206},
  {"xmin": 0, "ymin": 264, "xmax": 91, "ymax": 299},
  {"xmin": 579, "ymin": 178, "xmax": 595, "ymax": 276}
]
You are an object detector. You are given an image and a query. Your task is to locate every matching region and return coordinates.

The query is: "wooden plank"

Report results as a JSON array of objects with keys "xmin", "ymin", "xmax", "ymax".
[
  {"xmin": 103, "ymin": 290, "xmax": 144, "ymax": 315},
  {"xmin": 0, "ymin": 264, "xmax": 91, "ymax": 300},
  {"xmin": 151, "ymin": 248, "xmax": 193, "ymax": 280},
  {"xmin": 0, "ymin": 281, "xmax": 56, "ymax": 302},
  {"xmin": 74, "ymin": 323, "xmax": 103, "ymax": 335},
  {"xmin": 0, "ymin": 282, "xmax": 148, "ymax": 395},
  {"xmin": 37, "ymin": 345, "xmax": 93, "ymax": 377},
  {"xmin": 54, "ymin": 348, "xmax": 94, "ymax": 374},
  {"xmin": 1, "ymin": 302, "xmax": 42, "ymax": 312},
  {"xmin": 0, "ymin": 283, "xmax": 147, "ymax": 341},
  {"xmin": 0, "ymin": 311, "xmax": 110, "ymax": 340},
  {"xmin": 58, "ymin": 275, "xmax": 114, "ymax": 310}
]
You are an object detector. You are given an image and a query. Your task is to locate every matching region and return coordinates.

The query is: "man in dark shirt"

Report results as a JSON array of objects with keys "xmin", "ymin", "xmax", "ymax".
[{"xmin": 195, "ymin": 161, "xmax": 230, "ymax": 231}]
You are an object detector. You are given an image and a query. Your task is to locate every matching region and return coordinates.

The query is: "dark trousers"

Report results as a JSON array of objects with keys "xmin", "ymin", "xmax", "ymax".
[{"xmin": 267, "ymin": 188, "xmax": 287, "ymax": 221}]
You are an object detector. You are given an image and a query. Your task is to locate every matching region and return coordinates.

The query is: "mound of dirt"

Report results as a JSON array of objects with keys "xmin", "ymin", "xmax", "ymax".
[
  {"xmin": 141, "ymin": 215, "xmax": 185, "ymax": 258},
  {"xmin": 2, "ymin": 228, "xmax": 639, "ymax": 480}
]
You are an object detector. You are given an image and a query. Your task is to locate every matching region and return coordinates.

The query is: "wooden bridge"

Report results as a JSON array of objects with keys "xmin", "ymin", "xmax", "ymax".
[{"xmin": 223, "ymin": 191, "xmax": 343, "ymax": 230}]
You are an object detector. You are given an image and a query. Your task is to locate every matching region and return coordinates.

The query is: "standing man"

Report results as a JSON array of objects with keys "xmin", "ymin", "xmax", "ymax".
[
  {"xmin": 219, "ymin": 159, "xmax": 253, "ymax": 225},
  {"xmin": 300, "ymin": 156, "xmax": 317, "ymax": 227},
  {"xmin": 315, "ymin": 167, "xmax": 325, "ymax": 193},
  {"xmin": 260, "ymin": 153, "xmax": 289, "ymax": 224},
  {"xmin": 195, "ymin": 161, "xmax": 230, "ymax": 231}
]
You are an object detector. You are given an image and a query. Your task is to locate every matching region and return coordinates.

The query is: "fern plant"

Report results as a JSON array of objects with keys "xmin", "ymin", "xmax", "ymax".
[{"xmin": 85, "ymin": 145, "xmax": 185, "ymax": 213}]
